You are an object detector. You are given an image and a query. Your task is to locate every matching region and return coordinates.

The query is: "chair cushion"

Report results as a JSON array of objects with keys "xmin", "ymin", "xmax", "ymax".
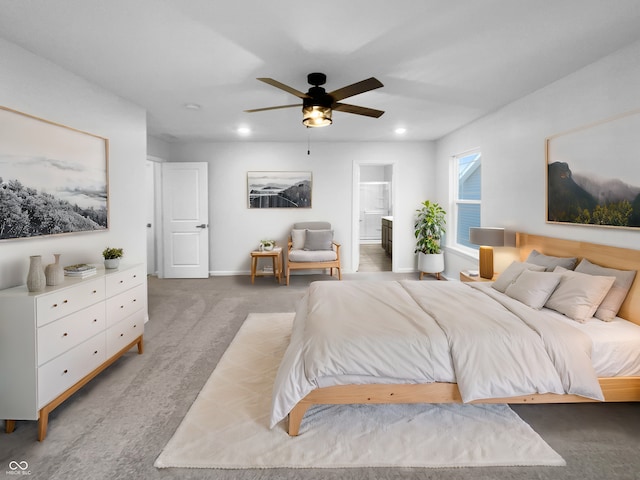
[
  {"xmin": 304, "ymin": 229, "xmax": 333, "ymax": 251},
  {"xmin": 289, "ymin": 249, "xmax": 337, "ymax": 262},
  {"xmin": 291, "ymin": 229, "xmax": 306, "ymax": 250}
]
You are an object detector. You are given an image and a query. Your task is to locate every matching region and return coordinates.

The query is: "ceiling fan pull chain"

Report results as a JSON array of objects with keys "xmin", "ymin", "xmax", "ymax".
[{"xmin": 307, "ymin": 130, "xmax": 311, "ymax": 155}]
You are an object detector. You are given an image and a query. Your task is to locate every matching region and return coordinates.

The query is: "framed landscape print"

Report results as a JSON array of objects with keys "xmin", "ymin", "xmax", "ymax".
[
  {"xmin": 0, "ymin": 106, "xmax": 109, "ymax": 240},
  {"xmin": 247, "ymin": 171, "xmax": 312, "ymax": 208},
  {"xmin": 546, "ymin": 108, "xmax": 640, "ymax": 229}
]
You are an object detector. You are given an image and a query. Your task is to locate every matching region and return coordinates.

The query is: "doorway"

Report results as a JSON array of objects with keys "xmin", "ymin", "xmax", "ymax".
[{"xmin": 353, "ymin": 164, "xmax": 394, "ymax": 272}]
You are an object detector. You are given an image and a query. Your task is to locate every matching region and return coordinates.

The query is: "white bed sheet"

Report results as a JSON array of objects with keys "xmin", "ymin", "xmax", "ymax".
[{"xmin": 475, "ymin": 283, "xmax": 640, "ymax": 377}]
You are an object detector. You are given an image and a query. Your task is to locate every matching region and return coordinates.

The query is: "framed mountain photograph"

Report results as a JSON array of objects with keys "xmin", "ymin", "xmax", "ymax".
[
  {"xmin": 546, "ymin": 109, "xmax": 640, "ymax": 229},
  {"xmin": 0, "ymin": 106, "xmax": 109, "ymax": 240},
  {"xmin": 247, "ymin": 171, "xmax": 312, "ymax": 208}
]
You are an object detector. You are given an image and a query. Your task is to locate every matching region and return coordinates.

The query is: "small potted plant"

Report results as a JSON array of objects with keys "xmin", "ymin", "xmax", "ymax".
[
  {"xmin": 414, "ymin": 200, "xmax": 446, "ymax": 277},
  {"xmin": 260, "ymin": 239, "xmax": 276, "ymax": 251},
  {"xmin": 102, "ymin": 247, "xmax": 124, "ymax": 269}
]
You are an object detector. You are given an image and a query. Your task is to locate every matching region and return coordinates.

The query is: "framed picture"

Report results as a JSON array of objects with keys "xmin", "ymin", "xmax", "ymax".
[
  {"xmin": 546, "ymin": 108, "xmax": 640, "ymax": 229},
  {"xmin": 247, "ymin": 171, "xmax": 312, "ymax": 208},
  {"xmin": 0, "ymin": 106, "xmax": 109, "ymax": 240}
]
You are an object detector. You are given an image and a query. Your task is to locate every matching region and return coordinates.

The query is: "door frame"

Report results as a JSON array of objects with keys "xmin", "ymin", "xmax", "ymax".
[{"xmin": 351, "ymin": 160, "xmax": 397, "ymax": 272}]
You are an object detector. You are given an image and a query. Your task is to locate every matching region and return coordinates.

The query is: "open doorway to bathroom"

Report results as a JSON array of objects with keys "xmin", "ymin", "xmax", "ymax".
[{"xmin": 357, "ymin": 164, "xmax": 392, "ymax": 272}]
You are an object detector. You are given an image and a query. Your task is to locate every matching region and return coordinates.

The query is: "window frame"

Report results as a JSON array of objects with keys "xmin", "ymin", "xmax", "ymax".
[{"xmin": 450, "ymin": 149, "xmax": 482, "ymax": 255}]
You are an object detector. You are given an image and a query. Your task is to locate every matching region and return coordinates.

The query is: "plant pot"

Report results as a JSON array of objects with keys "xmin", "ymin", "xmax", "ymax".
[
  {"xmin": 104, "ymin": 258, "xmax": 120, "ymax": 269},
  {"xmin": 418, "ymin": 252, "xmax": 444, "ymax": 274}
]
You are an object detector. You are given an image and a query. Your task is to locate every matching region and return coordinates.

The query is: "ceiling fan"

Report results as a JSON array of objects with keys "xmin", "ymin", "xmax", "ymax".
[{"xmin": 245, "ymin": 73, "xmax": 384, "ymax": 127}]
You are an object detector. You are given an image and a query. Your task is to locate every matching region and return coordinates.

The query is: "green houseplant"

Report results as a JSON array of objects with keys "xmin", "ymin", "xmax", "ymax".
[
  {"xmin": 102, "ymin": 247, "xmax": 124, "ymax": 269},
  {"xmin": 414, "ymin": 200, "xmax": 446, "ymax": 277}
]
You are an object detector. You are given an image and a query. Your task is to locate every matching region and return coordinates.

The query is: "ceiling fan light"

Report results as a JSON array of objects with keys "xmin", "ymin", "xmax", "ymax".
[{"xmin": 302, "ymin": 105, "xmax": 332, "ymax": 127}]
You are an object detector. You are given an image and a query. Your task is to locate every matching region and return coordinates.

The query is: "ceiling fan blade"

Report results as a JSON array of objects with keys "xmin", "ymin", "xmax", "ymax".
[
  {"xmin": 328, "ymin": 77, "xmax": 384, "ymax": 101},
  {"xmin": 257, "ymin": 78, "xmax": 310, "ymax": 99},
  {"xmin": 244, "ymin": 104, "xmax": 302, "ymax": 113},
  {"xmin": 333, "ymin": 103, "xmax": 385, "ymax": 118}
]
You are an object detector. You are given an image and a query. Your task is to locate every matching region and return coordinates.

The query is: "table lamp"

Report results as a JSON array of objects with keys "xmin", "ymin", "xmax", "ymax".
[{"xmin": 469, "ymin": 227, "xmax": 505, "ymax": 279}]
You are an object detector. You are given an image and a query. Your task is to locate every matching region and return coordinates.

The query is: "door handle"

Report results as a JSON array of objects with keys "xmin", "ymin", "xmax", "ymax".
[{"xmin": 196, "ymin": 224, "xmax": 208, "ymax": 229}]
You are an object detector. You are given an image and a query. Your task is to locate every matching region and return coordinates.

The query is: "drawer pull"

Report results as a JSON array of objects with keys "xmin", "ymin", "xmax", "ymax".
[
  {"xmin": 63, "ymin": 369, "xmax": 68, "ymax": 374},
  {"xmin": 120, "ymin": 333, "xmax": 124, "ymax": 337},
  {"xmin": 63, "ymin": 300, "xmax": 68, "ymax": 304},
  {"xmin": 119, "ymin": 280, "xmax": 124, "ymax": 284},
  {"xmin": 93, "ymin": 318, "xmax": 98, "ymax": 323},
  {"xmin": 133, "ymin": 299, "xmax": 137, "ymax": 303},
  {"xmin": 92, "ymin": 290, "xmax": 97, "ymax": 294},
  {"xmin": 133, "ymin": 274, "xmax": 137, "ymax": 278},
  {"xmin": 93, "ymin": 350, "xmax": 98, "ymax": 355},
  {"xmin": 133, "ymin": 324, "xmax": 137, "ymax": 328},
  {"xmin": 63, "ymin": 333, "xmax": 68, "ymax": 337},
  {"xmin": 120, "ymin": 305, "xmax": 124, "ymax": 309}
]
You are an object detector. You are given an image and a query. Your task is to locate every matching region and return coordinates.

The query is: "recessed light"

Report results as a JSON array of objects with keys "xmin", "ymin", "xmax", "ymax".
[
  {"xmin": 395, "ymin": 127, "xmax": 407, "ymax": 135},
  {"xmin": 183, "ymin": 103, "xmax": 201, "ymax": 110},
  {"xmin": 237, "ymin": 127, "xmax": 251, "ymax": 136}
]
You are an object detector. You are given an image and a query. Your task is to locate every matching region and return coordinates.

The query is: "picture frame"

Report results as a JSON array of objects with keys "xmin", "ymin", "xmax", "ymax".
[
  {"xmin": 0, "ymin": 106, "xmax": 109, "ymax": 240},
  {"xmin": 247, "ymin": 171, "xmax": 312, "ymax": 208},
  {"xmin": 546, "ymin": 108, "xmax": 640, "ymax": 229}
]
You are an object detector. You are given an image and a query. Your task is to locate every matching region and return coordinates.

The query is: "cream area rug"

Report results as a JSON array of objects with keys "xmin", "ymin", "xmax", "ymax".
[{"xmin": 154, "ymin": 313, "xmax": 565, "ymax": 469}]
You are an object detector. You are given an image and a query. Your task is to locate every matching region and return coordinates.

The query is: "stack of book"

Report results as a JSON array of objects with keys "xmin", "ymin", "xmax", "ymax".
[{"xmin": 64, "ymin": 264, "xmax": 97, "ymax": 278}]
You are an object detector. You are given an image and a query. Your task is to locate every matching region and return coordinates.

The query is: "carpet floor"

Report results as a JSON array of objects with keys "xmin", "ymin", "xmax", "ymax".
[{"xmin": 155, "ymin": 312, "xmax": 564, "ymax": 469}]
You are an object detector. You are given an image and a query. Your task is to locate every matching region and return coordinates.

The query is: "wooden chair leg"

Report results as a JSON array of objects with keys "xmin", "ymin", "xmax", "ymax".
[{"xmin": 5, "ymin": 420, "xmax": 15, "ymax": 434}]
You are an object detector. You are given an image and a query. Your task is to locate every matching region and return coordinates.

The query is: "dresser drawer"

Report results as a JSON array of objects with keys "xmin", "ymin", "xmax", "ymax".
[
  {"xmin": 105, "ymin": 283, "xmax": 146, "ymax": 328},
  {"xmin": 36, "ymin": 278, "xmax": 105, "ymax": 327},
  {"xmin": 37, "ymin": 303, "xmax": 106, "ymax": 366},
  {"xmin": 38, "ymin": 333, "xmax": 106, "ymax": 408},
  {"xmin": 106, "ymin": 309, "xmax": 144, "ymax": 358},
  {"xmin": 105, "ymin": 265, "xmax": 145, "ymax": 298}
]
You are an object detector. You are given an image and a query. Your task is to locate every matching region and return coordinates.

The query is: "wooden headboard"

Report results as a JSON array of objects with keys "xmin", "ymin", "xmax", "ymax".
[{"xmin": 517, "ymin": 233, "xmax": 640, "ymax": 326}]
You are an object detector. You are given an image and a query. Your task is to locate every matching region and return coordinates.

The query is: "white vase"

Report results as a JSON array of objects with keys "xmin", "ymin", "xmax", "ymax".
[
  {"xmin": 27, "ymin": 255, "xmax": 46, "ymax": 292},
  {"xmin": 104, "ymin": 258, "xmax": 120, "ymax": 269},
  {"xmin": 418, "ymin": 252, "xmax": 444, "ymax": 274},
  {"xmin": 45, "ymin": 254, "xmax": 64, "ymax": 286}
]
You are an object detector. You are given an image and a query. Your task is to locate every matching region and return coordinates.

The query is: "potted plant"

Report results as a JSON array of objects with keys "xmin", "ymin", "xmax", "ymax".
[
  {"xmin": 260, "ymin": 239, "xmax": 276, "ymax": 251},
  {"xmin": 414, "ymin": 200, "xmax": 446, "ymax": 278},
  {"xmin": 102, "ymin": 247, "xmax": 124, "ymax": 269}
]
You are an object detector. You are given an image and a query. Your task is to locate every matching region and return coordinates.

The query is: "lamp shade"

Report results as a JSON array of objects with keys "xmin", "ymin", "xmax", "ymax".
[{"xmin": 469, "ymin": 227, "xmax": 505, "ymax": 247}]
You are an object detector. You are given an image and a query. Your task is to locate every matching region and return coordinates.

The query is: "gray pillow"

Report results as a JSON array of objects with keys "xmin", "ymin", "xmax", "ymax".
[
  {"xmin": 504, "ymin": 270, "xmax": 563, "ymax": 309},
  {"xmin": 526, "ymin": 249, "xmax": 577, "ymax": 272},
  {"xmin": 303, "ymin": 229, "xmax": 333, "ymax": 251},
  {"xmin": 575, "ymin": 258, "xmax": 637, "ymax": 321}
]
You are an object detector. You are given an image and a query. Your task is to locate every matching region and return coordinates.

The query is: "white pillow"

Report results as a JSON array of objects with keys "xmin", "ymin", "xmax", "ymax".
[
  {"xmin": 545, "ymin": 268, "xmax": 616, "ymax": 323},
  {"xmin": 291, "ymin": 229, "xmax": 305, "ymax": 250},
  {"xmin": 491, "ymin": 261, "xmax": 546, "ymax": 293},
  {"xmin": 504, "ymin": 270, "xmax": 563, "ymax": 309},
  {"xmin": 574, "ymin": 258, "xmax": 637, "ymax": 322}
]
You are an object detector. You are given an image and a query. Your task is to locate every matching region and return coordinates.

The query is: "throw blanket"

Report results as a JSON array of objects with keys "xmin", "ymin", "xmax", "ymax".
[{"xmin": 270, "ymin": 280, "xmax": 603, "ymax": 427}]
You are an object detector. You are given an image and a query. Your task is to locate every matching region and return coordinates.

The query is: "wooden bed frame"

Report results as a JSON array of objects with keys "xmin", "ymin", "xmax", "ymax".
[{"xmin": 287, "ymin": 233, "xmax": 640, "ymax": 435}]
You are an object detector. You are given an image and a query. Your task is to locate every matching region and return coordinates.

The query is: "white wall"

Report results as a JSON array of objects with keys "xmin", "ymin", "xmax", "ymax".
[
  {"xmin": 436, "ymin": 40, "xmax": 640, "ymax": 279},
  {"xmin": 0, "ymin": 38, "xmax": 147, "ymax": 290},
  {"xmin": 168, "ymin": 141, "xmax": 435, "ymax": 275}
]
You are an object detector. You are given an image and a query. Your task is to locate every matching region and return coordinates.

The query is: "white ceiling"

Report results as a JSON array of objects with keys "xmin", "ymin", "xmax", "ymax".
[{"xmin": 1, "ymin": 0, "xmax": 639, "ymax": 143}]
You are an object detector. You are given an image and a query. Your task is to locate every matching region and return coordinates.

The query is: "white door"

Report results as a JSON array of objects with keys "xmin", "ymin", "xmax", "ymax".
[{"xmin": 161, "ymin": 162, "xmax": 209, "ymax": 278}]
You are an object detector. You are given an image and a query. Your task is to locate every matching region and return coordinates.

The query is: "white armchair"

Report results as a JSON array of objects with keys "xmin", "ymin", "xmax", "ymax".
[{"xmin": 286, "ymin": 221, "xmax": 341, "ymax": 285}]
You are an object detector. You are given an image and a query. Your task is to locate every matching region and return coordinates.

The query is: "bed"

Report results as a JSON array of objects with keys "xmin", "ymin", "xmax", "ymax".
[{"xmin": 271, "ymin": 233, "xmax": 640, "ymax": 435}]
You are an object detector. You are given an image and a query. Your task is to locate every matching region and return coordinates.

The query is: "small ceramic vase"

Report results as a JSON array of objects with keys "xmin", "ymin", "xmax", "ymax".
[
  {"xmin": 45, "ymin": 253, "xmax": 64, "ymax": 286},
  {"xmin": 27, "ymin": 255, "xmax": 46, "ymax": 292},
  {"xmin": 104, "ymin": 258, "xmax": 120, "ymax": 269}
]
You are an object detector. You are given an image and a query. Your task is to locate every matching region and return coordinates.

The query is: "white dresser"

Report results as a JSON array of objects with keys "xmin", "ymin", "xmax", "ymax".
[{"xmin": 0, "ymin": 263, "xmax": 146, "ymax": 441}]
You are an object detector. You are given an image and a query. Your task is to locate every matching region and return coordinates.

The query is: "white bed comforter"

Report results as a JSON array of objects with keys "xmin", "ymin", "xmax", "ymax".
[{"xmin": 270, "ymin": 280, "xmax": 604, "ymax": 427}]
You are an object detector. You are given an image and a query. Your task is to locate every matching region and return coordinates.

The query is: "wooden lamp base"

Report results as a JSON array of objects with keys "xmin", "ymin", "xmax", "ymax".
[{"xmin": 478, "ymin": 246, "xmax": 494, "ymax": 279}]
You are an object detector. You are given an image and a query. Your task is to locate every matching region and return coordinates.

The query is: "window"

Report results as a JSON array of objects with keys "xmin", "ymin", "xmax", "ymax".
[{"xmin": 453, "ymin": 151, "xmax": 481, "ymax": 250}]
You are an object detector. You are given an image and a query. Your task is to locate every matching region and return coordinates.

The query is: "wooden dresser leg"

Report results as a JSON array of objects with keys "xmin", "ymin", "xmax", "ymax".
[
  {"xmin": 137, "ymin": 336, "xmax": 144, "ymax": 354},
  {"xmin": 5, "ymin": 420, "xmax": 16, "ymax": 434},
  {"xmin": 37, "ymin": 409, "xmax": 49, "ymax": 441}
]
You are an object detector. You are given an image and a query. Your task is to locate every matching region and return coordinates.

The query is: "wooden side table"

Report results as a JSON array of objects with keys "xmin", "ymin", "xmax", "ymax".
[
  {"xmin": 459, "ymin": 271, "xmax": 498, "ymax": 282},
  {"xmin": 250, "ymin": 247, "xmax": 282, "ymax": 284}
]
